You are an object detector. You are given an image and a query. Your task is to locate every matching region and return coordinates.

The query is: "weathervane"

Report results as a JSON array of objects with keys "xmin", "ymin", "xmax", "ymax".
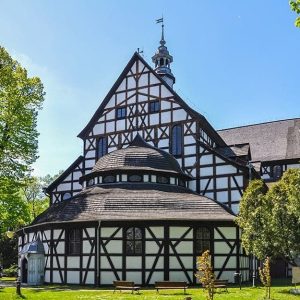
[{"xmin": 156, "ymin": 17, "xmax": 165, "ymax": 45}]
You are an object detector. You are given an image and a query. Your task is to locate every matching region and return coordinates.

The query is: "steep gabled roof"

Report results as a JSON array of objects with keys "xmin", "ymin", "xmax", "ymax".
[
  {"xmin": 218, "ymin": 118, "xmax": 300, "ymax": 162},
  {"xmin": 77, "ymin": 52, "xmax": 226, "ymax": 147}
]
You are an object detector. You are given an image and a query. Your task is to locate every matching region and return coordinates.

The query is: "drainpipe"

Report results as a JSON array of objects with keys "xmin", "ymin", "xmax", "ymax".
[{"xmin": 96, "ymin": 221, "xmax": 101, "ymax": 286}]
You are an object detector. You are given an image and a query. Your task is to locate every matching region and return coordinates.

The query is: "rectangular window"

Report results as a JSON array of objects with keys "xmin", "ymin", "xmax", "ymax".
[
  {"xmin": 97, "ymin": 137, "xmax": 107, "ymax": 159},
  {"xmin": 149, "ymin": 100, "xmax": 160, "ymax": 113},
  {"xmin": 116, "ymin": 107, "xmax": 126, "ymax": 119},
  {"xmin": 67, "ymin": 229, "xmax": 81, "ymax": 255},
  {"xmin": 171, "ymin": 124, "xmax": 182, "ymax": 157}
]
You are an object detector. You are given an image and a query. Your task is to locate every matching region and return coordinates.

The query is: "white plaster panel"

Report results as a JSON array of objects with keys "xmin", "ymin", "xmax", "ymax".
[
  {"xmin": 214, "ymin": 242, "xmax": 231, "ymax": 254},
  {"xmin": 84, "ymin": 159, "xmax": 95, "ymax": 169},
  {"xmin": 145, "ymin": 241, "xmax": 160, "ymax": 254},
  {"xmin": 173, "ymin": 109, "xmax": 186, "ymax": 122},
  {"xmin": 150, "ymin": 113, "xmax": 159, "ymax": 126},
  {"xmin": 200, "ymin": 154, "xmax": 213, "ymax": 165},
  {"xmin": 64, "ymin": 174, "xmax": 72, "ymax": 181},
  {"xmin": 67, "ymin": 256, "xmax": 80, "ymax": 268},
  {"xmin": 174, "ymin": 241, "xmax": 193, "ymax": 254},
  {"xmin": 149, "ymin": 73, "xmax": 160, "ymax": 84},
  {"xmin": 161, "ymin": 100, "xmax": 171, "ymax": 110},
  {"xmin": 67, "ymin": 271, "xmax": 80, "ymax": 284},
  {"xmin": 101, "ymin": 227, "xmax": 121, "ymax": 238},
  {"xmin": 116, "ymin": 78, "xmax": 126, "ymax": 92},
  {"xmin": 44, "ymin": 270, "xmax": 50, "ymax": 283},
  {"xmin": 85, "ymin": 228, "xmax": 95, "ymax": 238},
  {"xmin": 169, "ymin": 271, "xmax": 188, "ymax": 282},
  {"xmin": 85, "ymin": 150, "xmax": 96, "ymax": 159},
  {"xmin": 157, "ymin": 138, "xmax": 169, "ymax": 148},
  {"xmin": 105, "ymin": 241, "xmax": 123, "ymax": 253},
  {"xmin": 85, "ymin": 271, "xmax": 95, "ymax": 284},
  {"xmin": 100, "ymin": 256, "xmax": 111, "ymax": 269},
  {"xmin": 53, "ymin": 256, "xmax": 64, "ymax": 269},
  {"xmin": 83, "ymin": 256, "xmax": 95, "ymax": 269},
  {"xmin": 216, "ymin": 177, "xmax": 228, "ymax": 189},
  {"xmin": 231, "ymin": 190, "xmax": 241, "ymax": 202},
  {"xmin": 28, "ymin": 232, "xmax": 34, "ymax": 241},
  {"xmin": 185, "ymin": 156, "xmax": 196, "ymax": 167},
  {"xmin": 145, "ymin": 256, "xmax": 164, "ymax": 269},
  {"xmin": 151, "ymin": 175, "xmax": 156, "ymax": 182},
  {"xmin": 170, "ymin": 227, "xmax": 191, "ymax": 238},
  {"xmin": 216, "ymin": 165, "xmax": 237, "ymax": 175},
  {"xmin": 214, "ymin": 256, "xmax": 227, "ymax": 269},
  {"xmin": 150, "ymin": 86, "xmax": 159, "ymax": 97},
  {"xmin": 116, "ymin": 119, "xmax": 126, "ymax": 131},
  {"xmin": 143, "ymin": 174, "xmax": 149, "ymax": 182},
  {"xmin": 146, "ymin": 272, "xmax": 164, "ymax": 284},
  {"xmin": 217, "ymin": 191, "xmax": 228, "ymax": 203},
  {"xmin": 184, "ymin": 135, "xmax": 195, "ymax": 145},
  {"xmin": 53, "ymin": 229, "xmax": 64, "ymax": 240},
  {"xmin": 138, "ymin": 73, "xmax": 148, "ymax": 87},
  {"xmin": 57, "ymin": 182, "xmax": 71, "ymax": 192},
  {"xmin": 170, "ymin": 177, "xmax": 175, "ymax": 185},
  {"xmin": 116, "ymin": 92, "xmax": 126, "ymax": 104},
  {"xmin": 231, "ymin": 175, "xmax": 243, "ymax": 187},
  {"xmin": 146, "ymin": 227, "xmax": 164, "ymax": 239},
  {"xmin": 188, "ymin": 180, "xmax": 197, "ymax": 191},
  {"xmin": 231, "ymin": 203, "xmax": 239, "ymax": 214},
  {"xmin": 100, "ymin": 271, "xmax": 117, "ymax": 284},
  {"xmin": 161, "ymin": 86, "xmax": 173, "ymax": 98},
  {"xmin": 287, "ymin": 163, "xmax": 300, "ymax": 169},
  {"xmin": 106, "ymin": 121, "xmax": 115, "ymax": 133},
  {"xmin": 105, "ymin": 96, "xmax": 115, "ymax": 109},
  {"xmin": 126, "ymin": 272, "xmax": 141, "ymax": 284},
  {"xmin": 73, "ymin": 182, "xmax": 82, "ymax": 190},
  {"xmin": 56, "ymin": 241, "xmax": 65, "ymax": 254},
  {"xmin": 53, "ymin": 271, "xmax": 62, "ymax": 283},
  {"xmin": 217, "ymin": 227, "xmax": 236, "ymax": 239},
  {"xmin": 127, "ymin": 257, "xmax": 142, "ymax": 269},
  {"xmin": 184, "ymin": 146, "xmax": 196, "ymax": 155},
  {"xmin": 82, "ymin": 241, "xmax": 92, "ymax": 254},
  {"xmin": 111, "ymin": 256, "xmax": 122, "ymax": 269},
  {"xmin": 137, "ymin": 94, "xmax": 148, "ymax": 102},
  {"xmin": 73, "ymin": 171, "xmax": 82, "ymax": 180},
  {"xmin": 160, "ymin": 111, "xmax": 171, "ymax": 123},
  {"xmin": 170, "ymin": 256, "xmax": 193, "ymax": 269},
  {"xmin": 200, "ymin": 179, "xmax": 213, "ymax": 190},
  {"xmin": 200, "ymin": 167, "xmax": 213, "ymax": 176},
  {"xmin": 215, "ymin": 156, "xmax": 225, "ymax": 163},
  {"xmin": 127, "ymin": 76, "xmax": 136, "ymax": 89}
]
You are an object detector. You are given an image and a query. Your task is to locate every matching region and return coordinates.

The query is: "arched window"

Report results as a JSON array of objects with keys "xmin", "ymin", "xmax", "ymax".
[
  {"xmin": 103, "ymin": 175, "xmax": 116, "ymax": 183},
  {"xmin": 195, "ymin": 227, "xmax": 210, "ymax": 255},
  {"xmin": 87, "ymin": 178, "xmax": 94, "ymax": 187},
  {"xmin": 126, "ymin": 227, "xmax": 142, "ymax": 254},
  {"xmin": 67, "ymin": 229, "xmax": 81, "ymax": 255},
  {"xmin": 97, "ymin": 137, "xmax": 107, "ymax": 159},
  {"xmin": 62, "ymin": 192, "xmax": 71, "ymax": 200},
  {"xmin": 171, "ymin": 125, "xmax": 182, "ymax": 157}
]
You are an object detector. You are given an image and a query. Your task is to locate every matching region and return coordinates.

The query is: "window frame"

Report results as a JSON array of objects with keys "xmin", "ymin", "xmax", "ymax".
[
  {"xmin": 125, "ymin": 227, "xmax": 143, "ymax": 255},
  {"xmin": 194, "ymin": 227, "xmax": 211, "ymax": 256},
  {"xmin": 116, "ymin": 107, "xmax": 127, "ymax": 120},
  {"xmin": 149, "ymin": 100, "xmax": 160, "ymax": 113},
  {"xmin": 171, "ymin": 124, "xmax": 183, "ymax": 157},
  {"xmin": 97, "ymin": 136, "xmax": 108, "ymax": 159},
  {"xmin": 66, "ymin": 228, "xmax": 81, "ymax": 255}
]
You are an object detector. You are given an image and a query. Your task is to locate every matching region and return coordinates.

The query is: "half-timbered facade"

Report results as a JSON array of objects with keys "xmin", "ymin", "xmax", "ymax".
[{"xmin": 18, "ymin": 29, "xmax": 299, "ymax": 286}]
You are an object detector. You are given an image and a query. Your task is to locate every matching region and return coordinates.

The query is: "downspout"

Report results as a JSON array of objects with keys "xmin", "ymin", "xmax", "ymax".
[{"xmin": 96, "ymin": 220, "xmax": 101, "ymax": 286}]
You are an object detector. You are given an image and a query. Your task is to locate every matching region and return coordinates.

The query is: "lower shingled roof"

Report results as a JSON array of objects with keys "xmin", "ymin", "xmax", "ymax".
[{"xmin": 32, "ymin": 184, "xmax": 235, "ymax": 225}]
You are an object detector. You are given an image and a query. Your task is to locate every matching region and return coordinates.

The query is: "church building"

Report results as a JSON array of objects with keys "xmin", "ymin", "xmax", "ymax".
[{"xmin": 18, "ymin": 25, "xmax": 300, "ymax": 286}]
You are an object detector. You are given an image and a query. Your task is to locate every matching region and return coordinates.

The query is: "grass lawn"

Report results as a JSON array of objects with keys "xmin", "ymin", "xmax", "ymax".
[{"xmin": 0, "ymin": 279, "xmax": 299, "ymax": 300}]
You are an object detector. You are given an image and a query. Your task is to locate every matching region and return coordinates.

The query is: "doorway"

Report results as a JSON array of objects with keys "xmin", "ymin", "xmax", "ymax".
[{"xmin": 21, "ymin": 258, "xmax": 28, "ymax": 283}]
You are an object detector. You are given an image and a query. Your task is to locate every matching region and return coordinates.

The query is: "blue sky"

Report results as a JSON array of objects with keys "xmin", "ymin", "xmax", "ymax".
[{"xmin": 0, "ymin": 1, "xmax": 299, "ymax": 177}]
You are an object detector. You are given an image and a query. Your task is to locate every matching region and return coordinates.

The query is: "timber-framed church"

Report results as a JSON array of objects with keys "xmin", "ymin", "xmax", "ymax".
[{"xmin": 18, "ymin": 27, "xmax": 300, "ymax": 286}]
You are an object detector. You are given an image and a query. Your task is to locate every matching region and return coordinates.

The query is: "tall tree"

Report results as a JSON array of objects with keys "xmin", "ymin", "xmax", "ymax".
[
  {"xmin": 290, "ymin": 0, "xmax": 300, "ymax": 27},
  {"xmin": 0, "ymin": 46, "xmax": 45, "ymax": 179},
  {"xmin": 236, "ymin": 169, "xmax": 300, "ymax": 265}
]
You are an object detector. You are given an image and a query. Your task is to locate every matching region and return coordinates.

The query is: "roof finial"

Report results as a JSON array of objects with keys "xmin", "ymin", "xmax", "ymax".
[{"xmin": 156, "ymin": 17, "xmax": 165, "ymax": 46}]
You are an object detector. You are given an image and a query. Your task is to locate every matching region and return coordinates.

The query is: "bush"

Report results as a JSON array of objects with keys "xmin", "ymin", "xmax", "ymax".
[{"xmin": 3, "ymin": 264, "xmax": 18, "ymax": 277}]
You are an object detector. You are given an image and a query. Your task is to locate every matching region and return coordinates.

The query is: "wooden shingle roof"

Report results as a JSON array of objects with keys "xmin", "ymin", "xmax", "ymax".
[
  {"xmin": 32, "ymin": 183, "xmax": 235, "ymax": 225},
  {"xmin": 218, "ymin": 118, "xmax": 300, "ymax": 162}
]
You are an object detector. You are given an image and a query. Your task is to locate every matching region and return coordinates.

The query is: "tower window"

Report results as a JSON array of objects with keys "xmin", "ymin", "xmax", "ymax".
[
  {"xmin": 125, "ymin": 227, "xmax": 142, "ymax": 255},
  {"xmin": 67, "ymin": 229, "xmax": 81, "ymax": 255},
  {"xmin": 116, "ymin": 107, "xmax": 126, "ymax": 119},
  {"xmin": 149, "ymin": 100, "xmax": 160, "ymax": 113},
  {"xmin": 97, "ymin": 137, "xmax": 107, "ymax": 159},
  {"xmin": 159, "ymin": 58, "xmax": 164, "ymax": 66},
  {"xmin": 195, "ymin": 227, "xmax": 210, "ymax": 255},
  {"xmin": 171, "ymin": 124, "xmax": 182, "ymax": 157}
]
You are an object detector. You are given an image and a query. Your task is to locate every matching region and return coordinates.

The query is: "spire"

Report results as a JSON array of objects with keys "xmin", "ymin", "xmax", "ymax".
[{"xmin": 152, "ymin": 18, "xmax": 175, "ymax": 88}]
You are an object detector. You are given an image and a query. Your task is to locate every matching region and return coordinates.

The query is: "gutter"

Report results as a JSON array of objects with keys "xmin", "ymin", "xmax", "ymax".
[{"xmin": 96, "ymin": 220, "xmax": 101, "ymax": 286}]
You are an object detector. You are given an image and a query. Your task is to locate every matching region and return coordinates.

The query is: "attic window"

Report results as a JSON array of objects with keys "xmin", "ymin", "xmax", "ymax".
[
  {"xmin": 116, "ymin": 107, "xmax": 126, "ymax": 119},
  {"xmin": 103, "ymin": 175, "xmax": 116, "ymax": 183},
  {"xmin": 157, "ymin": 176, "xmax": 169, "ymax": 184},
  {"xmin": 128, "ymin": 174, "xmax": 142, "ymax": 182},
  {"xmin": 149, "ymin": 100, "xmax": 160, "ymax": 113}
]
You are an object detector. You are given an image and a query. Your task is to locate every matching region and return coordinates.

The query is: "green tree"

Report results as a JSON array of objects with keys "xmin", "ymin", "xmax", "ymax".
[
  {"xmin": 290, "ymin": 0, "xmax": 300, "ymax": 27},
  {"xmin": 0, "ymin": 46, "xmax": 45, "ymax": 179},
  {"xmin": 236, "ymin": 169, "xmax": 300, "ymax": 265}
]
